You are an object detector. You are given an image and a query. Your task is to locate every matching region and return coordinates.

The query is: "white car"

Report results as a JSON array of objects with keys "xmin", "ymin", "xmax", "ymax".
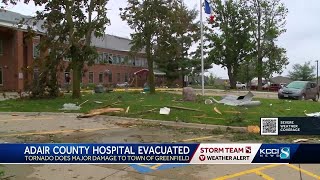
[{"xmin": 236, "ymin": 82, "xmax": 246, "ymax": 89}]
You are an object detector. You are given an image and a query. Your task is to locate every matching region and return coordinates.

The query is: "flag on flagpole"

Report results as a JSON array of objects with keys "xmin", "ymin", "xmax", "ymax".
[{"xmin": 204, "ymin": 0, "xmax": 214, "ymax": 23}]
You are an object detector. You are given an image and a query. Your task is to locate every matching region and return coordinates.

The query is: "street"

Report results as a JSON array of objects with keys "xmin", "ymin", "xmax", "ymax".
[{"xmin": 0, "ymin": 112, "xmax": 319, "ymax": 180}]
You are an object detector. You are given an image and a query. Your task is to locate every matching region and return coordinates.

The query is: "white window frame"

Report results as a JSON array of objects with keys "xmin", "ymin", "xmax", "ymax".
[
  {"xmin": 0, "ymin": 67, "xmax": 3, "ymax": 85},
  {"xmin": 89, "ymin": 72, "xmax": 94, "ymax": 83}
]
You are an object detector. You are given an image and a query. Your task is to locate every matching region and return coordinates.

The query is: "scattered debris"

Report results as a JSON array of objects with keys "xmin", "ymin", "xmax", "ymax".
[
  {"xmin": 160, "ymin": 107, "xmax": 171, "ymax": 115},
  {"xmin": 79, "ymin": 100, "xmax": 89, "ymax": 107},
  {"xmin": 293, "ymin": 139, "xmax": 309, "ymax": 143},
  {"xmin": 131, "ymin": 108, "xmax": 157, "ymax": 115},
  {"xmin": 205, "ymin": 92, "xmax": 261, "ymax": 107},
  {"xmin": 285, "ymin": 109, "xmax": 291, "ymax": 111},
  {"xmin": 224, "ymin": 111, "xmax": 241, "ymax": 114},
  {"xmin": 60, "ymin": 103, "xmax": 81, "ymax": 111},
  {"xmin": 167, "ymin": 105, "xmax": 203, "ymax": 112},
  {"xmin": 213, "ymin": 107, "xmax": 222, "ymax": 115},
  {"xmin": 192, "ymin": 116, "xmax": 224, "ymax": 120},
  {"xmin": 305, "ymin": 112, "xmax": 320, "ymax": 117},
  {"xmin": 125, "ymin": 106, "xmax": 130, "ymax": 114},
  {"xmin": 78, "ymin": 107, "xmax": 124, "ymax": 118},
  {"xmin": 247, "ymin": 126, "xmax": 260, "ymax": 134},
  {"xmin": 11, "ymin": 114, "xmax": 19, "ymax": 116},
  {"xmin": 269, "ymin": 104, "xmax": 273, "ymax": 106},
  {"xmin": 204, "ymin": 99, "xmax": 213, "ymax": 104},
  {"xmin": 94, "ymin": 101, "xmax": 103, "ymax": 104}
]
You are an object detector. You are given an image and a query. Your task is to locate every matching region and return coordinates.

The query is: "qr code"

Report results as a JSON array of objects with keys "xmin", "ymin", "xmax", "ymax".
[{"xmin": 261, "ymin": 118, "xmax": 278, "ymax": 135}]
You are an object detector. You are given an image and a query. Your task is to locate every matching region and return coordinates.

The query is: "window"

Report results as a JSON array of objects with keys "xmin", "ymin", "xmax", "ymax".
[
  {"xmin": 97, "ymin": 53, "xmax": 104, "ymax": 64},
  {"xmin": 124, "ymin": 56, "xmax": 129, "ymax": 64},
  {"xmin": 108, "ymin": 54, "xmax": 113, "ymax": 64},
  {"xmin": 33, "ymin": 43, "xmax": 40, "ymax": 58},
  {"xmin": 0, "ymin": 67, "xmax": 3, "ymax": 85},
  {"xmin": 103, "ymin": 53, "xmax": 109, "ymax": 63},
  {"xmin": 64, "ymin": 72, "xmax": 71, "ymax": 83},
  {"xmin": 99, "ymin": 72, "xmax": 103, "ymax": 83},
  {"xmin": 113, "ymin": 55, "xmax": 119, "ymax": 64},
  {"xmin": 125, "ymin": 73, "xmax": 128, "ymax": 82},
  {"xmin": 117, "ymin": 73, "xmax": 121, "ymax": 82},
  {"xmin": 89, "ymin": 72, "xmax": 94, "ymax": 83},
  {"xmin": 108, "ymin": 71, "xmax": 112, "ymax": 82},
  {"xmin": 0, "ymin": 40, "xmax": 3, "ymax": 55}
]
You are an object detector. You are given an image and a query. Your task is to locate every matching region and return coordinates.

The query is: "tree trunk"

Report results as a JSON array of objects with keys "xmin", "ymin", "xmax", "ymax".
[
  {"xmin": 257, "ymin": 57, "xmax": 263, "ymax": 90},
  {"xmin": 228, "ymin": 67, "xmax": 236, "ymax": 89},
  {"xmin": 146, "ymin": 40, "xmax": 155, "ymax": 94},
  {"xmin": 72, "ymin": 62, "xmax": 81, "ymax": 98}
]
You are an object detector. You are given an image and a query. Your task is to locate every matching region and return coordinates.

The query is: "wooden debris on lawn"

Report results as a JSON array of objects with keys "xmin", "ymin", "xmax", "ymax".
[
  {"xmin": 125, "ymin": 106, "xmax": 130, "ymax": 114},
  {"xmin": 224, "ymin": 111, "xmax": 241, "ymax": 114},
  {"xmin": 213, "ymin": 107, "xmax": 222, "ymax": 115},
  {"xmin": 192, "ymin": 115, "xmax": 224, "ymax": 120},
  {"xmin": 167, "ymin": 105, "xmax": 203, "ymax": 112},
  {"xmin": 79, "ymin": 100, "xmax": 89, "ymax": 107},
  {"xmin": 293, "ymin": 139, "xmax": 309, "ymax": 143},
  {"xmin": 247, "ymin": 126, "xmax": 260, "ymax": 134},
  {"xmin": 78, "ymin": 107, "xmax": 124, "ymax": 118},
  {"xmin": 131, "ymin": 108, "xmax": 158, "ymax": 115}
]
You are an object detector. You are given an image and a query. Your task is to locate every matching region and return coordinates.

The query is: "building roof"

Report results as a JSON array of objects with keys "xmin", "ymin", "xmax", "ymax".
[{"xmin": 0, "ymin": 9, "xmax": 139, "ymax": 52}]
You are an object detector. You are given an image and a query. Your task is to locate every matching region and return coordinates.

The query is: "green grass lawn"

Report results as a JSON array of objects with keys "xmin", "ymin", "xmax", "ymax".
[{"xmin": 0, "ymin": 92, "xmax": 319, "ymax": 127}]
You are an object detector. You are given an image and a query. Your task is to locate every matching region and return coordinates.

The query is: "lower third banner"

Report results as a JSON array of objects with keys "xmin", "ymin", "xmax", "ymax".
[{"xmin": 0, "ymin": 143, "xmax": 320, "ymax": 164}]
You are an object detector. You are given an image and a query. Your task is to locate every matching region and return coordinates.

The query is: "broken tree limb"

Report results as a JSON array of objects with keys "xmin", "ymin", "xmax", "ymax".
[
  {"xmin": 213, "ymin": 107, "xmax": 222, "ymax": 115},
  {"xmin": 125, "ymin": 106, "xmax": 130, "ymax": 114},
  {"xmin": 130, "ymin": 108, "xmax": 157, "ymax": 115},
  {"xmin": 192, "ymin": 116, "xmax": 224, "ymax": 120},
  {"xmin": 78, "ymin": 108, "xmax": 124, "ymax": 118},
  {"xmin": 166, "ymin": 106, "xmax": 203, "ymax": 112},
  {"xmin": 79, "ymin": 100, "xmax": 89, "ymax": 107}
]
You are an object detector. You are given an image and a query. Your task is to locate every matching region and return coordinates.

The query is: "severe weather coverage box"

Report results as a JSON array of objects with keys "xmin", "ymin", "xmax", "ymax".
[{"xmin": 260, "ymin": 117, "xmax": 320, "ymax": 135}]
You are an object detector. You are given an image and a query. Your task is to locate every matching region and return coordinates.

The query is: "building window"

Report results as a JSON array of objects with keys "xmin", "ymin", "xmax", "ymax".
[
  {"xmin": 89, "ymin": 72, "xmax": 94, "ymax": 83},
  {"xmin": 64, "ymin": 72, "xmax": 71, "ymax": 83},
  {"xmin": 124, "ymin": 73, "xmax": 128, "ymax": 82},
  {"xmin": 33, "ymin": 68, "xmax": 39, "ymax": 82},
  {"xmin": 33, "ymin": 43, "xmax": 40, "ymax": 58},
  {"xmin": 0, "ymin": 40, "xmax": 3, "ymax": 55},
  {"xmin": 103, "ymin": 53, "xmax": 109, "ymax": 63},
  {"xmin": 108, "ymin": 71, "xmax": 112, "ymax": 82},
  {"xmin": 0, "ymin": 67, "xmax": 3, "ymax": 85},
  {"xmin": 99, "ymin": 72, "xmax": 103, "ymax": 83},
  {"xmin": 108, "ymin": 54, "xmax": 113, "ymax": 64},
  {"xmin": 124, "ymin": 56, "xmax": 129, "ymax": 64},
  {"xmin": 117, "ymin": 73, "xmax": 121, "ymax": 82}
]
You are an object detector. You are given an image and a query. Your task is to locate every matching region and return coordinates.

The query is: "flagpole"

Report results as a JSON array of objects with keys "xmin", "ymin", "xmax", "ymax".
[{"xmin": 200, "ymin": 0, "xmax": 205, "ymax": 96}]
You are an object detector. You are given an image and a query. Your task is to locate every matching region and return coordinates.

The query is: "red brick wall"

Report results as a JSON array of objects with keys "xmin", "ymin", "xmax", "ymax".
[{"xmin": 0, "ymin": 29, "xmax": 17, "ymax": 91}]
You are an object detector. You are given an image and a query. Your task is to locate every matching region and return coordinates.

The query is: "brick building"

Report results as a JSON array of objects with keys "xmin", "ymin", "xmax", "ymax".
[{"xmin": 0, "ymin": 10, "xmax": 167, "ymax": 92}]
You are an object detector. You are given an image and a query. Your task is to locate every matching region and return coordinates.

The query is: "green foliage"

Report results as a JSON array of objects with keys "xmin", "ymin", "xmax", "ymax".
[
  {"xmin": 13, "ymin": 0, "xmax": 109, "ymax": 98},
  {"xmin": 249, "ymin": 0, "xmax": 288, "ymax": 89},
  {"xmin": 204, "ymin": 0, "xmax": 254, "ymax": 88},
  {"xmin": 0, "ymin": 170, "xmax": 4, "ymax": 177},
  {"xmin": 121, "ymin": 0, "xmax": 199, "ymax": 92},
  {"xmin": 207, "ymin": 73, "xmax": 217, "ymax": 86},
  {"xmin": 288, "ymin": 61, "xmax": 316, "ymax": 81}
]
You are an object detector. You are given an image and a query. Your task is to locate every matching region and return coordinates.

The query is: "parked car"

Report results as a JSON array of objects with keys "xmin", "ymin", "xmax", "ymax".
[
  {"xmin": 236, "ymin": 82, "xmax": 246, "ymax": 89},
  {"xmin": 278, "ymin": 81, "xmax": 319, "ymax": 101},
  {"xmin": 269, "ymin": 83, "xmax": 281, "ymax": 91}
]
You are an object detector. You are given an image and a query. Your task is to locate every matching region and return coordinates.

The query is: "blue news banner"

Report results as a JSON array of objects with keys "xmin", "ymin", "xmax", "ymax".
[{"xmin": 0, "ymin": 143, "xmax": 320, "ymax": 164}]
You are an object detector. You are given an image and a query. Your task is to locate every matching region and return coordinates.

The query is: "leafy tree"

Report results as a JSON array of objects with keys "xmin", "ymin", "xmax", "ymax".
[
  {"xmin": 249, "ymin": 0, "xmax": 288, "ymax": 90},
  {"xmin": 153, "ymin": 1, "xmax": 199, "ymax": 86},
  {"xmin": 236, "ymin": 60, "xmax": 256, "ymax": 85},
  {"xmin": 288, "ymin": 61, "xmax": 315, "ymax": 81},
  {"xmin": 262, "ymin": 44, "xmax": 289, "ymax": 80},
  {"xmin": 204, "ymin": 0, "xmax": 254, "ymax": 89},
  {"xmin": 3, "ymin": 0, "xmax": 109, "ymax": 98},
  {"xmin": 207, "ymin": 73, "xmax": 217, "ymax": 86},
  {"xmin": 121, "ymin": 0, "xmax": 194, "ymax": 93}
]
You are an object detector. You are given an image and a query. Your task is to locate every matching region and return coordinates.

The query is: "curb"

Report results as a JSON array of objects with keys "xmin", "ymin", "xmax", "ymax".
[{"xmin": 0, "ymin": 112, "xmax": 247, "ymax": 133}]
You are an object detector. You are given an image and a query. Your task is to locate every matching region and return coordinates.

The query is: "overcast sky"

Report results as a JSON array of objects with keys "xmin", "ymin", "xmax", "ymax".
[{"xmin": 1, "ymin": 0, "xmax": 320, "ymax": 79}]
